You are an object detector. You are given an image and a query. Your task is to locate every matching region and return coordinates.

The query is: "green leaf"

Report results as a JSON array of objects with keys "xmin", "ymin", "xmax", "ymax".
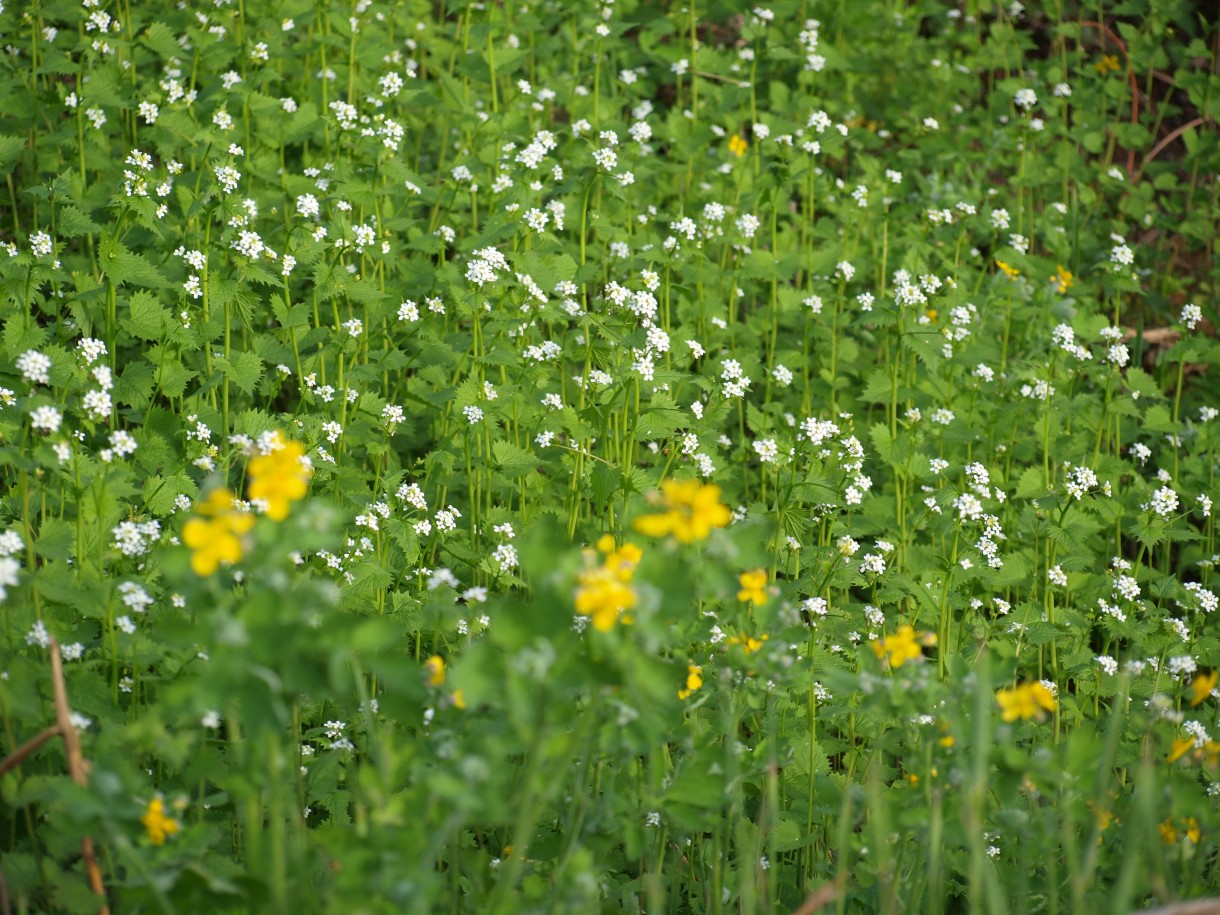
[
  {"xmin": 124, "ymin": 291, "xmax": 168, "ymax": 341},
  {"xmin": 100, "ymin": 236, "xmax": 169, "ymax": 288},
  {"xmin": 1014, "ymin": 466, "xmax": 1046, "ymax": 500},
  {"xmin": 0, "ymin": 135, "xmax": 25, "ymax": 173},
  {"xmin": 491, "ymin": 440, "xmax": 539, "ymax": 477},
  {"xmin": 57, "ymin": 206, "xmax": 102, "ymax": 238},
  {"xmin": 223, "ymin": 350, "xmax": 264, "ymax": 395}
]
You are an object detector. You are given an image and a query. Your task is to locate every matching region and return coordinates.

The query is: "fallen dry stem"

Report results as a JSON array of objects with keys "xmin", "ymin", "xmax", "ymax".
[{"xmin": 0, "ymin": 639, "xmax": 110, "ymax": 915}]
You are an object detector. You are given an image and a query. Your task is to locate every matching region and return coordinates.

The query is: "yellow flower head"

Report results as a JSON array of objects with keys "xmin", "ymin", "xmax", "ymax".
[
  {"xmin": 737, "ymin": 569, "xmax": 768, "ymax": 605},
  {"xmin": 1189, "ymin": 670, "xmax": 1217, "ymax": 707},
  {"xmin": 869, "ymin": 625, "xmax": 935, "ymax": 670},
  {"xmin": 995, "ymin": 259, "xmax": 1020, "ymax": 280},
  {"xmin": 678, "ymin": 664, "xmax": 703, "ymax": 700},
  {"xmin": 996, "ymin": 681, "xmax": 1057, "ymax": 722},
  {"xmin": 247, "ymin": 434, "xmax": 312, "ymax": 521},
  {"xmin": 424, "ymin": 655, "xmax": 445, "ymax": 687},
  {"xmin": 574, "ymin": 561, "xmax": 638, "ymax": 632},
  {"xmin": 1051, "ymin": 265, "xmax": 1074, "ymax": 293},
  {"xmin": 1095, "ymin": 54, "xmax": 1120, "ymax": 74},
  {"xmin": 1167, "ymin": 735, "xmax": 1220, "ymax": 767},
  {"xmin": 725, "ymin": 632, "xmax": 768, "ymax": 655},
  {"xmin": 633, "ymin": 479, "xmax": 731, "ymax": 544},
  {"xmin": 1159, "ymin": 816, "xmax": 1200, "ymax": 845},
  {"xmin": 141, "ymin": 797, "xmax": 180, "ymax": 846},
  {"xmin": 728, "ymin": 133, "xmax": 748, "ymax": 157},
  {"xmin": 182, "ymin": 488, "xmax": 255, "ymax": 576},
  {"xmin": 597, "ymin": 535, "xmax": 643, "ymax": 582}
]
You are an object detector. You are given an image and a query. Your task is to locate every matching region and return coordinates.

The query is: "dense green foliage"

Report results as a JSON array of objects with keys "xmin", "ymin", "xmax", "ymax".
[{"xmin": 0, "ymin": 0, "xmax": 1218, "ymax": 912}]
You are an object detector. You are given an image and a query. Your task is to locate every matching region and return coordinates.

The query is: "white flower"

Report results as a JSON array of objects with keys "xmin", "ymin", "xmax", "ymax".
[
  {"xmin": 492, "ymin": 543, "xmax": 518, "ymax": 572},
  {"xmin": 17, "ymin": 350, "xmax": 51, "ymax": 385},
  {"xmin": 29, "ymin": 406, "xmax": 62, "ymax": 433},
  {"xmin": 1013, "ymin": 88, "xmax": 1037, "ymax": 110},
  {"xmin": 1150, "ymin": 486, "xmax": 1179, "ymax": 518},
  {"xmin": 753, "ymin": 439, "xmax": 779, "ymax": 463}
]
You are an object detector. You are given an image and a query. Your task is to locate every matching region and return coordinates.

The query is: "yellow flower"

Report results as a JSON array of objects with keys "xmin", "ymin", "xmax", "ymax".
[
  {"xmin": 574, "ymin": 564, "xmax": 637, "ymax": 632},
  {"xmin": 728, "ymin": 133, "xmax": 748, "ymax": 157},
  {"xmin": 1051, "ymin": 265, "xmax": 1074, "ymax": 293},
  {"xmin": 1168, "ymin": 736, "xmax": 1195, "ymax": 764},
  {"xmin": 247, "ymin": 434, "xmax": 312, "ymax": 521},
  {"xmin": 575, "ymin": 537, "xmax": 644, "ymax": 631},
  {"xmin": 1167, "ymin": 735, "xmax": 1220, "ymax": 766},
  {"xmin": 182, "ymin": 488, "xmax": 255, "ymax": 576},
  {"xmin": 424, "ymin": 655, "xmax": 445, "ymax": 687},
  {"xmin": 633, "ymin": 479, "xmax": 731, "ymax": 544},
  {"xmin": 869, "ymin": 625, "xmax": 935, "ymax": 670},
  {"xmin": 995, "ymin": 259, "xmax": 1020, "ymax": 280},
  {"xmin": 1159, "ymin": 816, "xmax": 1201, "ymax": 845},
  {"xmin": 141, "ymin": 797, "xmax": 180, "ymax": 846},
  {"xmin": 678, "ymin": 664, "xmax": 703, "ymax": 700},
  {"xmin": 996, "ymin": 681, "xmax": 1057, "ymax": 722},
  {"xmin": 1189, "ymin": 670, "xmax": 1217, "ymax": 707},
  {"xmin": 737, "ymin": 569, "xmax": 768, "ymax": 605},
  {"xmin": 725, "ymin": 632, "xmax": 768, "ymax": 654},
  {"xmin": 452, "ymin": 689, "xmax": 466, "ymax": 710},
  {"xmin": 1095, "ymin": 54, "xmax": 1120, "ymax": 74},
  {"xmin": 597, "ymin": 535, "xmax": 642, "ymax": 581}
]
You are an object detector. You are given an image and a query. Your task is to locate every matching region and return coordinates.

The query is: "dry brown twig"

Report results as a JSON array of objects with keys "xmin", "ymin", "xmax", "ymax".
[
  {"xmin": 791, "ymin": 874, "xmax": 847, "ymax": 915},
  {"xmin": 0, "ymin": 638, "xmax": 110, "ymax": 915}
]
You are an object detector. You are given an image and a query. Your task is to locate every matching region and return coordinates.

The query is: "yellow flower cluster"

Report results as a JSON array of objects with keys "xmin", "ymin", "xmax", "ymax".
[
  {"xmin": 869, "ymin": 625, "xmax": 935, "ymax": 670},
  {"xmin": 678, "ymin": 664, "xmax": 703, "ymax": 700},
  {"xmin": 183, "ymin": 488, "xmax": 255, "ymax": 576},
  {"xmin": 574, "ymin": 536, "xmax": 642, "ymax": 632},
  {"xmin": 1159, "ymin": 816, "xmax": 1200, "ymax": 845},
  {"xmin": 725, "ymin": 632, "xmax": 768, "ymax": 654},
  {"xmin": 1050, "ymin": 264, "xmax": 1074, "ymax": 293},
  {"xmin": 737, "ymin": 569, "xmax": 768, "ymax": 605},
  {"xmin": 141, "ymin": 797, "xmax": 180, "ymax": 846},
  {"xmin": 1095, "ymin": 53, "xmax": 1121, "ymax": 74},
  {"xmin": 633, "ymin": 480, "xmax": 731, "ymax": 544},
  {"xmin": 247, "ymin": 434, "xmax": 312, "ymax": 521},
  {"xmin": 996, "ymin": 681, "xmax": 1057, "ymax": 722},
  {"xmin": 425, "ymin": 655, "xmax": 445, "ymax": 686},
  {"xmin": 995, "ymin": 259, "xmax": 1020, "ymax": 280},
  {"xmin": 728, "ymin": 133, "xmax": 748, "ymax": 156},
  {"xmin": 1190, "ymin": 670, "xmax": 1218, "ymax": 707},
  {"xmin": 1167, "ymin": 732, "xmax": 1220, "ymax": 766}
]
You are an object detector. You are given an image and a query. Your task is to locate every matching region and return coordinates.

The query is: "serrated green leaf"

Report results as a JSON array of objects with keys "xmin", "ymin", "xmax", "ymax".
[
  {"xmin": 492, "ymin": 439, "xmax": 538, "ymax": 477},
  {"xmin": 224, "ymin": 350, "xmax": 263, "ymax": 394},
  {"xmin": 124, "ymin": 291, "xmax": 168, "ymax": 341}
]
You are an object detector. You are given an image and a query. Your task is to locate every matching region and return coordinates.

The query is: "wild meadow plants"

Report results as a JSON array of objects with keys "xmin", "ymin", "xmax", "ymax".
[{"xmin": 0, "ymin": 0, "xmax": 1218, "ymax": 911}]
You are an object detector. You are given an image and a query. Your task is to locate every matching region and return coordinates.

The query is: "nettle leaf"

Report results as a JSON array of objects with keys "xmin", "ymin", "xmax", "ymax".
[
  {"xmin": 57, "ymin": 205, "xmax": 102, "ymax": 238},
  {"xmin": 143, "ymin": 473, "xmax": 196, "ymax": 516},
  {"xmin": 635, "ymin": 403, "xmax": 685, "ymax": 442},
  {"xmin": 492, "ymin": 439, "xmax": 538, "ymax": 477},
  {"xmin": 223, "ymin": 350, "xmax": 264, "ymax": 395},
  {"xmin": 1141, "ymin": 403, "xmax": 1179, "ymax": 434},
  {"xmin": 0, "ymin": 135, "xmax": 24, "ymax": 174},
  {"xmin": 141, "ymin": 21, "xmax": 182, "ymax": 59},
  {"xmin": 99, "ymin": 236, "xmax": 169, "ymax": 288},
  {"xmin": 124, "ymin": 290, "xmax": 169, "ymax": 341},
  {"xmin": 1014, "ymin": 466, "xmax": 1046, "ymax": 500}
]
